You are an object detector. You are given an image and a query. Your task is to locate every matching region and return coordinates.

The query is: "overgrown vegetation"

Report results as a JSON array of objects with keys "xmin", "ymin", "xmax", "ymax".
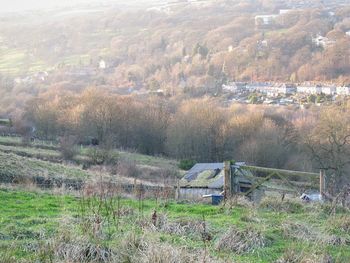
[{"xmin": 0, "ymin": 188, "xmax": 349, "ymax": 262}]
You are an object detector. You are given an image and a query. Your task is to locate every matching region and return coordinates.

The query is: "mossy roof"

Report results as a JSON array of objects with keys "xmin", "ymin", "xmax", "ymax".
[{"xmin": 180, "ymin": 163, "xmax": 254, "ymax": 188}]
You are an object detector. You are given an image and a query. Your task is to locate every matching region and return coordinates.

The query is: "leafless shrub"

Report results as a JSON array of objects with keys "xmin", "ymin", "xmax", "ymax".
[
  {"xmin": 117, "ymin": 159, "xmax": 139, "ymax": 178},
  {"xmin": 215, "ymin": 226, "xmax": 266, "ymax": 254},
  {"xmin": 60, "ymin": 135, "xmax": 78, "ymax": 160},
  {"xmin": 12, "ymin": 119, "xmax": 33, "ymax": 146},
  {"xmin": 156, "ymin": 167, "xmax": 179, "ymax": 185}
]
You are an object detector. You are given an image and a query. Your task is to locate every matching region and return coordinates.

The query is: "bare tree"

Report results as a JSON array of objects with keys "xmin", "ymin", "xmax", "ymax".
[{"xmin": 307, "ymin": 104, "xmax": 350, "ymax": 196}]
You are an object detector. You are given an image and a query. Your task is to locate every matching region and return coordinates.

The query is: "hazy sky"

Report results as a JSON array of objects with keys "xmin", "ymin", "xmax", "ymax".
[{"xmin": 0, "ymin": 0, "xmax": 113, "ymax": 12}]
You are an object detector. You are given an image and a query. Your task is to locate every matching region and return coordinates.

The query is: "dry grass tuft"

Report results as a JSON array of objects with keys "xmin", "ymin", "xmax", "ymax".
[
  {"xmin": 157, "ymin": 214, "xmax": 208, "ymax": 236},
  {"xmin": 240, "ymin": 210, "xmax": 262, "ymax": 223},
  {"xmin": 224, "ymin": 196, "xmax": 254, "ymax": 209},
  {"xmin": 139, "ymin": 242, "xmax": 200, "ymax": 263},
  {"xmin": 326, "ymin": 215, "xmax": 350, "ymax": 235},
  {"xmin": 138, "ymin": 213, "xmax": 211, "ymax": 240},
  {"xmin": 54, "ymin": 236, "xmax": 113, "ymax": 262},
  {"xmin": 281, "ymin": 221, "xmax": 316, "ymax": 242},
  {"xmin": 275, "ymin": 248, "xmax": 334, "ymax": 263},
  {"xmin": 259, "ymin": 197, "xmax": 303, "ymax": 213},
  {"xmin": 215, "ymin": 226, "xmax": 266, "ymax": 254},
  {"xmin": 116, "ymin": 232, "xmax": 223, "ymax": 263},
  {"xmin": 281, "ymin": 221, "xmax": 348, "ymax": 246}
]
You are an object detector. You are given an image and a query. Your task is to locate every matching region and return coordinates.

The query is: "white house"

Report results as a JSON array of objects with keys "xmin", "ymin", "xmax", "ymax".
[
  {"xmin": 255, "ymin": 15, "xmax": 278, "ymax": 26},
  {"xmin": 321, "ymin": 86, "xmax": 336, "ymax": 95},
  {"xmin": 312, "ymin": 35, "xmax": 335, "ymax": 48},
  {"xmin": 247, "ymin": 83, "xmax": 295, "ymax": 96},
  {"xmin": 222, "ymin": 82, "xmax": 246, "ymax": 93},
  {"xmin": 336, "ymin": 86, "xmax": 350, "ymax": 96},
  {"xmin": 277, "ymin": 83, "xmax": 297, "ymax": 94},
  {"xmin": 99, "ymin": 59, "xmax": 107, "ymax": 69},
  {"xmin": 223, "ymin": 83, "xmax": 239, "ymax": 93},
  {"xmin": 246, "ymin": 83, "xmax": 272, "ymax": 93},
  {"xmin": 279, "ymin": 9, "xmax": 292, "ymax": 15},
  {"xmin": 297, "ymin": 84, "xmax": 322, "ymax": 94}
]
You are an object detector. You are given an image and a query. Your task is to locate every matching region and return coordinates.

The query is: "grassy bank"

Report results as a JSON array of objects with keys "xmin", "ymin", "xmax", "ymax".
[
  {"xmin": 0, "ymin": 188, "xmax": 349, "ymax": 262},
  {"xmin": 0, "ymin": 136, "xmax": 178, "ymax": 169},
  {"xmin": 0, "ymin": 151, "xmax": 91, "ymax": 186}
]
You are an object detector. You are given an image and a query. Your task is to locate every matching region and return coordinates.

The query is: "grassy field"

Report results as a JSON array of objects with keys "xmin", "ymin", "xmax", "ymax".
[
  {"xmin": 0, "ymin": 136, "xmax": 348, "ymax": 262},
  {"xmin": 0, "ymin": 136, "xmax": 178, "ymax": 169},
  {"xmin": 0, "ymin": 188, "xmax": 349, "ymax": 262},
  {"xmin": 0, "ymin": 151, "xmax": 91, "ymax": 186},
  {"xmin": 0, "ymin": 47, "xmax": 48, "ymax": 75}
]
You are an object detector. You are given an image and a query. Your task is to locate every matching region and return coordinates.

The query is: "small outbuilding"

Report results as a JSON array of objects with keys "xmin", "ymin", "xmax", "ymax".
[{"xmin": 178, "ymin": 162, "xmax": 260, "ymax": 200}]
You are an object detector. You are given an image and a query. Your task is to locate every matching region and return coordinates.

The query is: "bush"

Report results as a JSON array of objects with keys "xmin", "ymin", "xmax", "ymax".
[
  {"xmin": 178, "ymin": 159, "xmax": 196, "ymax": 170},
  {"xmin": 59, "ymin": 135, "xmax": 78, "ymax": 160},
  {"xmin": 117, "ymin": 159, "xmax": 139, "ymax": 178},
  {"xmin": 86, "ymin": 147, "xmax": 119, "ymax": 165}
]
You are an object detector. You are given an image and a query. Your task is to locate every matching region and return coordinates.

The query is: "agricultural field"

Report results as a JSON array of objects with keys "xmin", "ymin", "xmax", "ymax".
[{"xmin": 0, "ymin": 188, "xmax": 349, "ymax": 262}]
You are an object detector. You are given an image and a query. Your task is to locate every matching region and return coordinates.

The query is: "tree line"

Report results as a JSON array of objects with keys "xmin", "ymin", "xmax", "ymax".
[{"xmin": 20, "ymin": 89, "xmax": 348, "ymax": 170}]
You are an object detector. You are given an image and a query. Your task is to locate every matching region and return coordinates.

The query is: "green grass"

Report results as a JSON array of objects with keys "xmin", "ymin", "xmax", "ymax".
[
  {"xmin": 117, "ymin": 150, "xmax": 178, "ymax": 168},
  {"xmin": 0, "ymin": 144, "xmax": 60, "ymax": 158},
  {"xmin": 58, "ymin": 54, "xmax": 92, "ymax": 66},
  {"xmin": 0, "ymin": 47, "xmax": 48, "ymax": 75},
  {"xmin": 0, "ymin": 136, "xmax": 58, "ymax": 149},
  {"xmin": 0, "ymin": 189, "xmax": 78, "ymax": 260},
  {"xmin": 0, "ymin": 188, "xmax": 349, "ymax": 262}
]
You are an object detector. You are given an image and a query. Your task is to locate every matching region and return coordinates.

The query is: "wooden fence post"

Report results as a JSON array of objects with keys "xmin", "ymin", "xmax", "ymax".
[
  {"xmin": 175, "ymin": 180, "xmax": 180, "ymax": 200},
  {"xmin": 133, "ymin": 178, "xmax": 137, "ymax": 196},
  {"xmin": 320, "ymin": 169, "xmax": 326, "ymax": 200},
  {"xmin": 224, "ymin": 161, "xmax": 231, "ymax": 199}
]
